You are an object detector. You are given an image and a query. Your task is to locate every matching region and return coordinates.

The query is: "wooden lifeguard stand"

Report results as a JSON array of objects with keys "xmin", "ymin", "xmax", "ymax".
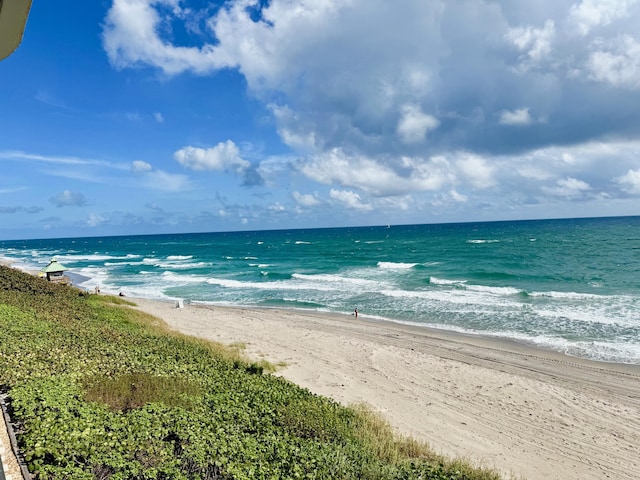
[{"xmin": 40, "ymin": 258, "xmax": 69, "ymax": 283}]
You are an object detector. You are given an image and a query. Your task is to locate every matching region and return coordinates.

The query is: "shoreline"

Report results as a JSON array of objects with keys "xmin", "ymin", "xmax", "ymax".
[
  {"xmin": 132, "ymin": 297, "xmax": 640, "ymax": 480},
  {"xmin": 3, "ymin": 254, "xmax": 639, "ymax": 366},
  {"xmin": 151, "ymin": 297, "xmax": 640, "ymax": 369}
]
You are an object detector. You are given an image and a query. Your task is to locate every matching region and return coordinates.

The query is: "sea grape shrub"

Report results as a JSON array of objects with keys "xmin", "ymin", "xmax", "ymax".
[{"xmin": 0, "ymin": 265, "xmax": 501, "ymax": 480}]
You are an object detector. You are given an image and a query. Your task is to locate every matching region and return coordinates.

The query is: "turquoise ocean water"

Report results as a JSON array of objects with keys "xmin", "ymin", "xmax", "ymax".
[{"xmin": 2, "ymin": 216, "xmax": 640, "ymax": 364}]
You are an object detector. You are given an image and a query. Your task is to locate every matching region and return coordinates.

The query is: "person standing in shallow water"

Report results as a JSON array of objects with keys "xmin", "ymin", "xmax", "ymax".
[{"xmin": 354, "ymin": 308, "xmax": 358, "ymax": 318}]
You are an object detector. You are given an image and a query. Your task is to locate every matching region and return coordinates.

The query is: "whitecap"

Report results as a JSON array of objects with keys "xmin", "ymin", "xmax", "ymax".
[
  {"xmin": 377, "ymin": 261, "xmax": 418, "ymax": 269},
  {"xmin": 465, "ymin": 284, "xmax": 522, "ymax": 296},
  {"xmin": 429, "ymin": 277, "xmax": 467, "ymax": 286}
]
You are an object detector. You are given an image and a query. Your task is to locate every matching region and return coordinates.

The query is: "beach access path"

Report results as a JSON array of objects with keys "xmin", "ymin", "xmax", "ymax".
[{"xmin": 133, "ymin": 298, "xmax": 640, "ymax": 480}]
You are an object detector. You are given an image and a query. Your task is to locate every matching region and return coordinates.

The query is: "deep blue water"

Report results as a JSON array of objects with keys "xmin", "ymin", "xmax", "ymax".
[{"xmin": 2, "ymin": 216, "xmax": 640, "ymax": 363}]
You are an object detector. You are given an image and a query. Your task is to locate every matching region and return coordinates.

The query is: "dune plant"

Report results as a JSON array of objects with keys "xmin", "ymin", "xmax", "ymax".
[{"xmin": 0, "ymin": 265, "xmax": 502, "ymax": 479}]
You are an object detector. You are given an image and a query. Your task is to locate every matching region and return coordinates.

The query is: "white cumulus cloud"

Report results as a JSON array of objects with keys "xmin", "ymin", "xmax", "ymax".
[
  {"xmin": 174, "ymin": 141, "xmax": 249, "ymax": 173},
  {"xmin": 499, "ymin": 108, "xmax": 533, "ymax": 126},
  {"xmin": 569, "ymin": 0, "xmax": 639, "ymax": 35},
  {"xmin": 87, "ymin": 212, "xmax": 107, "ymax": 227},
  {"xmin": 102, "ymin": 0, "xmax": 219, "ymax": 75},
  {"xmin": 292, "ymin": 191, "xmax": 321, "ymax": 207},
  {"xmin": 50, "ymin": 190, "xmax": 88, "ymax": 207},
  {"xmin": 615, "ymin": 168, "xmax": 640, "ymax": 193},
  {"xmin": 132, "ymin": 160, "xmax": 153, "ymax": 173},
  {"xmin": 543, "ymin": 177, "xmax": 592, "ymax": 198},
  {"xmin": 329, "ymin": 189, "xmax": 372, "ymax": 211},
  {"xmin": 97, "ymin": 1, "xmax": 640, "ymax": 223},
  {"xmin": 587, "ymin": 35, "xmax": 640, "ymax": 89},
  {"xmin": 131, "ymin": 160, "xmax": 190, "ymax": 191},
  {"xmin": 142, "ymin": 170, "xmax": 191, "ymax": 192},
  {"xmin": 298, "ymin": 148, "xmax": 453, "ymax": 197},
  {"xmin": 455, "ymin": 154, "xmax": 496, "ymax": 189},
  {"xmin": 505, "ymin": 19, "xmax": 555, "ymax": 68},
  {"xmin": 396, "ymin": 105, "xmax": 439, "ymax": 144}
]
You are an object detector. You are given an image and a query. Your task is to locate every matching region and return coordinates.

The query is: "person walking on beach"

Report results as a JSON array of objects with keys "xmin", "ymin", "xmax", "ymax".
[{"xmin": 354, "ymin": 308, "xmax": 358, "ymax": 318}]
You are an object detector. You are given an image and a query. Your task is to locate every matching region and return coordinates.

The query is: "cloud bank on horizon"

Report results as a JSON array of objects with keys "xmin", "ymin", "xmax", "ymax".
[{"xmin": 2, "ymin": 0, "xmax": 640, "ymax": 238}]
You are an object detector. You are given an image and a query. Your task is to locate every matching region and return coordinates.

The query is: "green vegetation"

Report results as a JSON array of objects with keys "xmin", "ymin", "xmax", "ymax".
[{"xmin": 0, "ymin": 265, "xmax": 501, "ymax": 479}]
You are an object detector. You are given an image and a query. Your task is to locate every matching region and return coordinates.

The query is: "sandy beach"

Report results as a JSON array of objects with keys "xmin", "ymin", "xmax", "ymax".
[{"xmin": 130, "ymin": 298, "xmax": 640, "ymax": 480}]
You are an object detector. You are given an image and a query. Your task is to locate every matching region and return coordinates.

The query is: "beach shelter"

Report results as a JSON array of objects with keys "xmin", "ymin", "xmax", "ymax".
[{"xmin": 40, "ymin": 258, "xmax": 68, "ymax": 282}]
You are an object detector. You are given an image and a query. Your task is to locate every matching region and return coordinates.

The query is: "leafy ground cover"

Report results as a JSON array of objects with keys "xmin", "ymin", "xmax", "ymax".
[{"xmin": 0, "ymin": 265, "xmax": 502, "ymax": 479}]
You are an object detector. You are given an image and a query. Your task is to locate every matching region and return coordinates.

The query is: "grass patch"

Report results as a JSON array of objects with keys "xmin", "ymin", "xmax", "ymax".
[
  {"xmin": 0, "ymin": 265, "xmax": 504, "ymax": 480},
  {"xmin": 92, "ymin": 294, "xmax": 137, "ymax": 306},
  {"xmin": 83, "ymin": 372, "xmax": 205, "ymax": 412}
]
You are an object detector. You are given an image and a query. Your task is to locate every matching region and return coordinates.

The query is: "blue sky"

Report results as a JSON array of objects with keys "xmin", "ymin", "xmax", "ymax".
[{"xmin": 2, "ymin": 0, "xmax": 640, "ymax": 240}]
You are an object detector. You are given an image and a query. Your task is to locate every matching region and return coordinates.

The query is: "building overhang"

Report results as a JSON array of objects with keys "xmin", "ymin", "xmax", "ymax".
[{"xmin": 0, "ymin": 0, "xmax": 33, "ymax": 60}]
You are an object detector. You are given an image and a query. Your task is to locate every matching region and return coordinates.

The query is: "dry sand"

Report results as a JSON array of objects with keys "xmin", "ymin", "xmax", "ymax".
[{"xmin": 131, "ymin": 298, "xmax": 640, "ymax": 479}]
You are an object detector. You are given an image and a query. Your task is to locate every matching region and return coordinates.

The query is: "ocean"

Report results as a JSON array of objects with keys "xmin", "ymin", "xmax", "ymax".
[{"xmin": 2, "ymin": 216, "xmax": 639, "ymax": 364}]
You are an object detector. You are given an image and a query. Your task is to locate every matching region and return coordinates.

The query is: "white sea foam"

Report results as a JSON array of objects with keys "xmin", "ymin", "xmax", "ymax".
[
  {"xmin": 377, "ymin": 261, "xmax": 417, "ymax": 269},
  {"xmin": 467, "ymin": 239, "xmax": 500, "ymax": 244},
  {"xmin": 2, "ymin": 260, "xmax": 32, "ymax": 272},
  {"xmin": 31, "ymin": 249, "xmax": 64, "ymax": 258},
  {"xmin": 207, "ymin": 278, "xmax": 258, "ymax": 288},
  {"xmin": 429, "ymin": 277, "xmax": 520, "ymax": 295},
  {"xmin": 489, "ymin": 331, "xmax": 640, "ymax": 364},
  {"xmin": 429, "ymin": 277, "xmax": 467, "ymax": 286},
  {"xmin": 206, "ymin": 275, "xmax": 354, "ymax": 292},
  {"xmin": 59, "ymin": 253, "xmax": 141, "ymax": 262},
  {"xmin": 419, "ymin": 325, "xmax": 640, "ymax": 364},
  {"xmin": 465, "ymin": 284, "xmax": 522, "ymax": 295},
  {"xmin": 381, "ymin": 313, "xmax": 634, "ymax": 363},
  {"xmin": 74, "ymin": 266, "xmax": 110, "ymax": 289},
  {"xmin": 166, "ymin": 255, "xmax": 193, "ymax": 260},
  {"xmin": 157, "ymin": 262, "xmax": 209, "ymax": 269},
  {"xmin": 110, "ymin": 283, "xmax": 176, "ymax": 301},
  {"xmin": 206, "ymin": 277, "xmax": 311, "ymax": 290},
  {"xmin": 536, "ymin": 300, "xmax": 639, "ymax": 327},
  {"xmin": 105, "ymin": 261, "xmax": 148, "ymax": 266},
  {"xmin": 529, "ymin": 290, "xmax": 604, "ymax": 300},
  {"xmin": 379, "ymin": 287, "xmax": 524, "ymax": 309},
  {"xmin": 160, "ymin": 271, "xmax": 209, "ymax": 283},
  {"xmin": 292, "ymin": 273, "xmax": 381, "ymax": 288},
  {"xmin": 562, "ymin": 340, "xmax": 640, "ymax": 364}
]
